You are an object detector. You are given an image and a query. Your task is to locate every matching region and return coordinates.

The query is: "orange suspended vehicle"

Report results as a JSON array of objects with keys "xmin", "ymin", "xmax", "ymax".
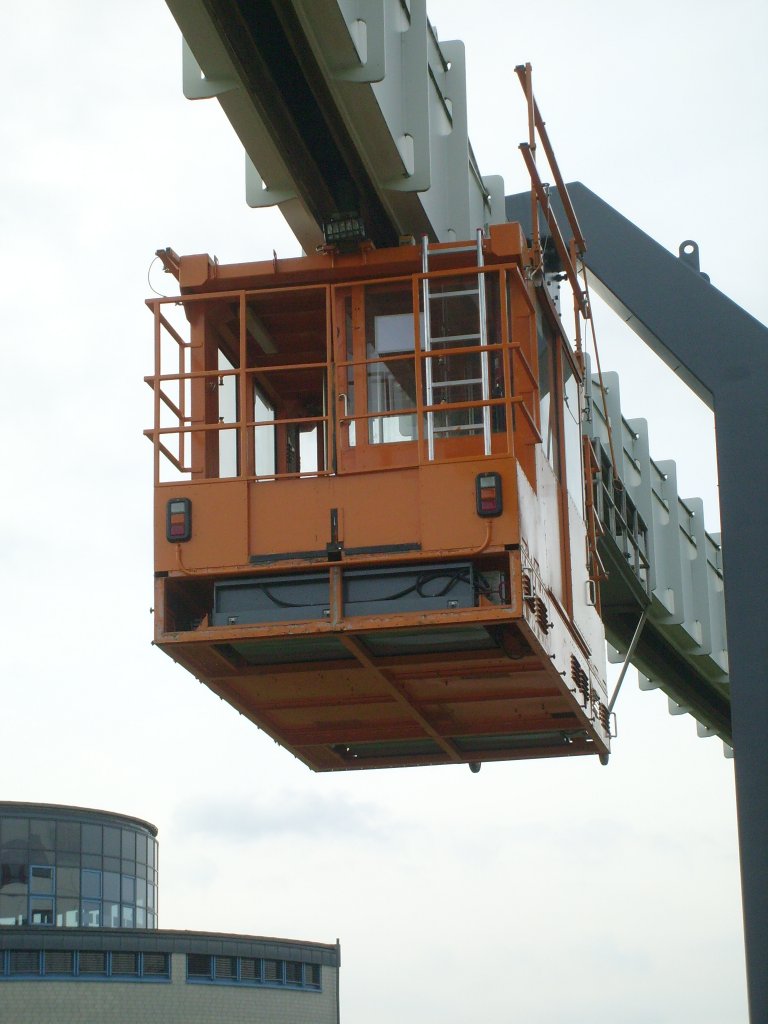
[{"xmin": 146, "ymin": 199, "xmax": 611, "ymax": 771}]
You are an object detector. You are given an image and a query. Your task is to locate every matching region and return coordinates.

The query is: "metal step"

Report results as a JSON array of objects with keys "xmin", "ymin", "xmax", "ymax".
[
  {"xmin": 430, "ymin": 378, "xmax": 483, "ymax": 389},
  {"xmin": 432, "ymin": 423, "xmax": 483, "ymax": 434},
  {"xmin": 430, "ymin": 288, "xmax": 479, "ymax": 298},
  {"xmin": 428, "ymin": 333, "xmax": 482, "ymax": 344},
  {"xmin": 427, "ymin": 243, "xmax": 482, "ymax": 257}
]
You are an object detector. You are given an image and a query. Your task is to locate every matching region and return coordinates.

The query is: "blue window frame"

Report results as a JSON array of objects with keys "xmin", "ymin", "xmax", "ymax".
[
  {"xmin": 81, "ymin": 869, "xmax": 101, "ymax": 900},
  {"xmin": 29, "ymin": 898, "xmax": 54, "ymax": 926},
  {"xmin": 29, "ymin": 865, "xmax": 54, "ymax": 895},
  {"xmin": 80, "ymin": 900, "xmax": 100, "ymax": 927},
  {"xmin": 186, "ymin": 954, "xmax": 321, "ymax": 990},
  {"xmin": 1, "ymin": 950, "xmax": 170, "ymax": 981}
]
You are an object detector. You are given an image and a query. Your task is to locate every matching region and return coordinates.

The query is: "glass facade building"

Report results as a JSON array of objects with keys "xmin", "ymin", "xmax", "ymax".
[{"xmin": 0, "ymin": 803, "xmax": 158, "ymax": 930}]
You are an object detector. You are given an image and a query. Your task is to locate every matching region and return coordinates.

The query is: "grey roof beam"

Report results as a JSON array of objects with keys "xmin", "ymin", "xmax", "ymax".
[{"xmin": 508, "ymin": 182, "xmax": 768, "ymax": 1023}]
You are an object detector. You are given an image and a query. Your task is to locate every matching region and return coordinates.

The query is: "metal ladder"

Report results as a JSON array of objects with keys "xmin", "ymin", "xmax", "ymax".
[{"xmin": 421, "ymin": 229, "xmax": 491, "ymax": 460}]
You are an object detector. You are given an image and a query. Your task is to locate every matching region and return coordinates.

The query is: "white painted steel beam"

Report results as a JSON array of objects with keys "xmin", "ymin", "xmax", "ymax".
[
  {"xmin": 165, "ymin": 0, "xmax": 506, "ymax": 249},
  {"xmin": 585, "ymin": 366, "xmax": 730, "ymax": 744}
]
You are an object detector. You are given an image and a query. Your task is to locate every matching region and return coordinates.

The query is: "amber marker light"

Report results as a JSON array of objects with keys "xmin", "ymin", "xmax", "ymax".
[
  {"xmin": 475, "ymin": 472, "xmax": 502, "ymax": 517},
  {"xmin": 166, "ymin": 498, "xmax": 192, "ymax": 542}
]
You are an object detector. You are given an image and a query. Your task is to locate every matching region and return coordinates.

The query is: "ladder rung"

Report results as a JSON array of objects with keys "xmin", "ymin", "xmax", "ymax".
[
  {"xmin": 429, "ymin": 244, "xmax": 479, "ymax": 256},
  {"xmin": 430, "ymin": 288, "xmax": 478, "ymax": 298},
  {"xmin": 431, "ymin": 378, "xmax": 483, "ymax": 389},
  {"xmin": 432, "ymin": 423, "xmax": 484, "ymax": 434},
  {"xmin": 428, "ymin": 333, "xmax": 481, "ymax": 344}
]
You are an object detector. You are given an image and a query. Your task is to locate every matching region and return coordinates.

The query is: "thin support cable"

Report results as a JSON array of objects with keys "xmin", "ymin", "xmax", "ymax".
[
  {"xmin": 607, "ymin": 607, "xmax": 649, "ymax": 714},
  {"xmin": 581, "ymin": 268, "xmax": 621, "ymax": 485}
]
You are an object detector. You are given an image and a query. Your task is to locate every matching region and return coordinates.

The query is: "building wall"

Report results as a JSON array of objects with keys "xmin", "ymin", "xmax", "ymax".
[{"xmin": 0, "ymin": 954, "xmax": 338, "ymax": 1024}]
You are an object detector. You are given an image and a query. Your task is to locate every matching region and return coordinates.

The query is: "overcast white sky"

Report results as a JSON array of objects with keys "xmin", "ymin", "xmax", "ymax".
[{"xmin": 2, "ymin": 1, "xmax": 766, "ymax": 1022}]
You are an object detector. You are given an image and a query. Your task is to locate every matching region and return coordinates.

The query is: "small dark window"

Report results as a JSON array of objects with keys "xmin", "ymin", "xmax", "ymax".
[
  {"xmin": 121, "ymin": 875, "xmax": 135, "ymax": 905},
  {"xmin": 30, "ymin": 866, "xmax": 54, "ymax": 895},
  {"xmin": 0, "ymin": 861, "xmax": 27, "ymax": 892},
  {"xmin": 79, "ymin": 951, "xmax": 107, "ymax": 975},
  {"xmin": 0, "ymin": 893, "xmax": 25, "ymax": 925},
  {"xmin": 28, "ymin": 819, "xmax": 55, "ymax": 852},
  {"xmin": 81, "ymin": 900, "xmax": 101, "ymax": 927},
  {"xmin": 111, "ymin": 952, "xmax": 139, "ymax": 976},
  {"xmin": 135, "ymin": 878, "xmax": 146, "ymax": 909},
  {"xmin": 44, "ymin": 950, "xmax": 74, "ymax": 975},
  {"xmin": 30, "ymin": 898, "xmax": 54, "ymax": 925},
  {"xmin": 285, "ymin": 961, "xmax": 303, "ymax": 984},
  {"xmin": 102, "ymin": 871, "xmax": 120, "ymax": 902},
  {"xmin": 56, "ymin": 866, "xmax": 79, "ymax": 898},
  {"xmin": 81, "ymin": 824, "xmax": 102, "ymax": 855},
  {"xmin": 56, "ymin": 822, "xmax": 80, "ymax": 852},
  {"xmin": 240, "ymin": 957, "xmax": 261, "ymax": 982},
  {"xmin": 102, "ymin": 900, "xmax": 120, "ymax": 928},
  {"xmin": 264, "ymin": 959, "xmax": 283, "ymax": 983},
  {"xmin": 55, "ymin": 897, "xmax": 79, "ymax": 927},
  {"xmin": 81, "ymin": 869, "xmax": 101, "ymax": 899},
  {"xmin": 103, "ymin": 827, "xmax": 121, "ymax": 858},
  {"xmin": 56, "ymin": 850, "xmax": 80, "ymax": 868},
  {"xmin": 9, "ymin": 950, "xmax": 40, "ymax": 975},
  {"xmin": 188, "ymin": 954, "xmax": 212, "ymax": 978},
  {"xmin": 142, "ymin": 953, "xmax": 169, "ymax": 976},
  {"xmin": 1, "ymin": 817, "xmax": 30, "ymax": 848},
  {"xmin": 135, "ymin": 833, "xmax": 148, "ymax": 865},
  {"xmin": 121, "ymin": 830, "xmax": 136, "ymax": 862},
  {"xmin": 214, "ymin": 955, "xmax": 237, "ymax": 980},
  {"xmin": 306, "ymin": 963, "xmax": 321, "ymax": 988}
]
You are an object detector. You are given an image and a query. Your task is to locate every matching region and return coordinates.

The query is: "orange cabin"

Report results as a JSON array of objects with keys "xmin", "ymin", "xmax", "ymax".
[{"xmin": 146, "ymin": 222, "xmax": 610, "ymax": 771}]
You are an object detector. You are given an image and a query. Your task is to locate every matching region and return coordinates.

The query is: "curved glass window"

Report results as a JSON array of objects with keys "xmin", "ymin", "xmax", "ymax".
[{"xmin": 0, "ymin": 811, "xmax": 157, "ymax": 930}]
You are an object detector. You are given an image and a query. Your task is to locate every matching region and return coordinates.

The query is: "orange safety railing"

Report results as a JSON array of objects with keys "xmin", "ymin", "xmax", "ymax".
[
  {"xmin": 145, "ymin": 260, "xmax": 541, "ymax": 482},
  {"xmin": 515, "ymin": 62, "xmax": 589, "ymax": 363},
  {"xmin": 145, "ymin": 288, "xmax": 332, "ymax": 484}
]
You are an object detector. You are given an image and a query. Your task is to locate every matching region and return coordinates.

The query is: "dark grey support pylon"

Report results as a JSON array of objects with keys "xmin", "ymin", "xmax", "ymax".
[{"xmin": 507, "ymin": 182, "xmax": 768, "ymax": 1022}]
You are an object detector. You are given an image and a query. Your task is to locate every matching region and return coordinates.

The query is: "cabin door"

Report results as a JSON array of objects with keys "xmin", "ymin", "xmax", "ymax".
[{"xmin": 332, "ymin": 282, "xmax": 420, "ymax": 474}]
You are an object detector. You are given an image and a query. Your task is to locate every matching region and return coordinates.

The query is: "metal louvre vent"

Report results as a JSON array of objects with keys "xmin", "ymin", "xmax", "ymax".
[
  {"xmin": 44, "ymin": 950, "xmax": 74, "ymax": 975},
  {"xmin": 111, "ymin": 952, "xmax": 139, "ymax": 976},
  {"xmin": 142, "ymin": 953, "xmax": 169, "ymax": 976},
  {"xmin": 9, "ymin": 950, "xmax": 40, "ymax": 975},
  {"xmin": 183, "ymin": 952, "xmax": 322, "ymax": 988},
  {"xmin": 240, "ymin": 957, "xmax": 261, "ymax": 982},
  {"xmin": 264, "ymin": 958, "xmax": 283, "ymax": 983},
  {"xmin": 187, "ymin": 954, "xmax": 212, "ymax": 978},
  {"xmin": 79, "ymin": 951, "xmax": 107, "ymax": 975},
  {"xmin": 214, "ymin": 955, "xmax": 237, "ymax": 979},
  {"xmin": 285, "ymin": 960, "xmax": 303, "ymax": 984}
]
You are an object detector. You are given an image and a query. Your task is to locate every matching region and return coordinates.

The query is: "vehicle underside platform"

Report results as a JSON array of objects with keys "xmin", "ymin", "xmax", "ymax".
[{"xmin": 155, "ymin": 579, "xmax": 609, "ymax": 771}]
